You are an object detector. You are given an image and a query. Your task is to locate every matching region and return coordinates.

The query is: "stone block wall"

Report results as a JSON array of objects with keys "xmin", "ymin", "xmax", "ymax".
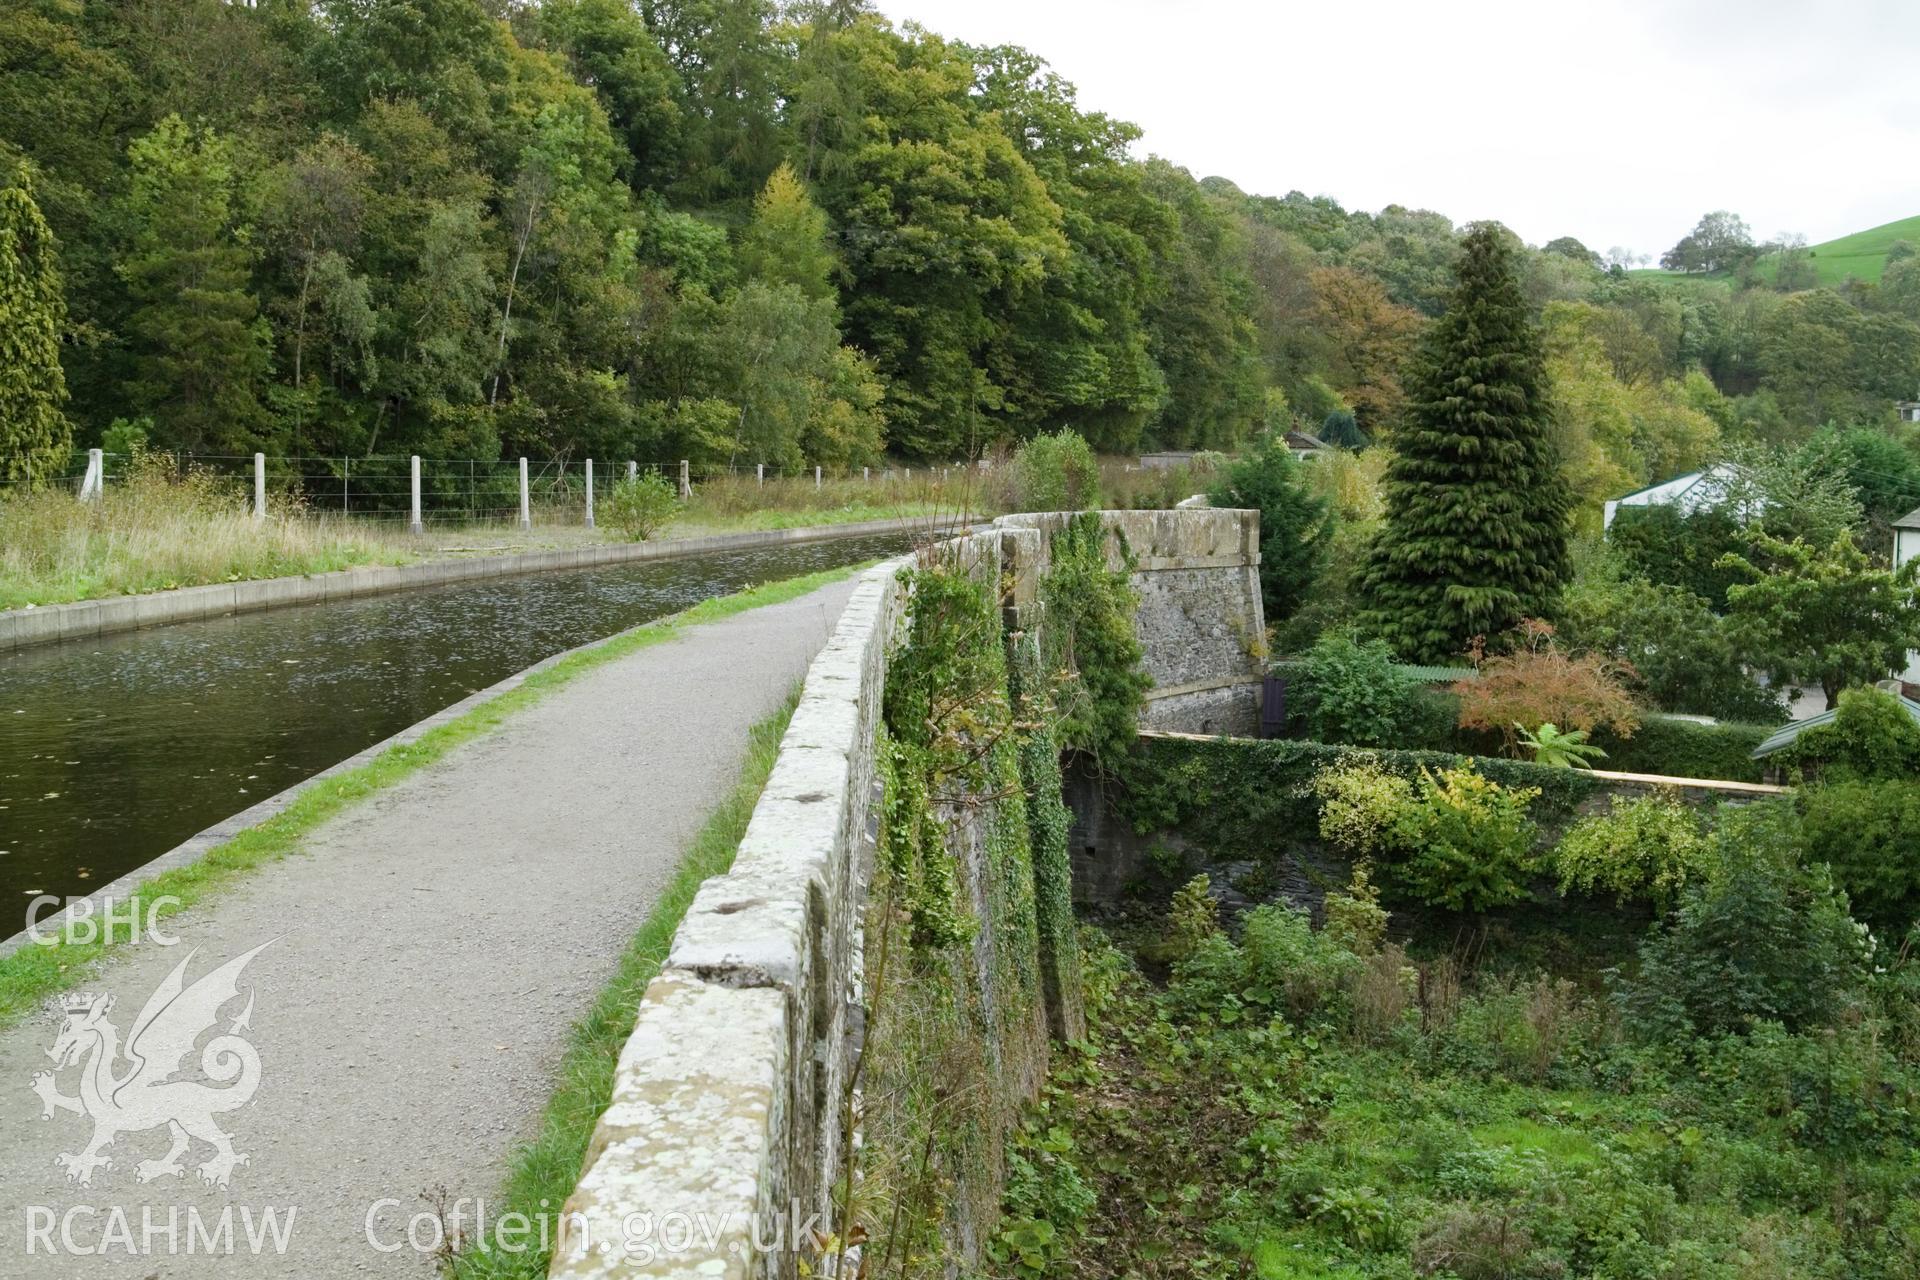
[
  {"xmin": 998, "ymin": 509, "xmax": 1266, "ymax": 736},
  {"xmin": 549, "ymin": 510, "xmax": 1259, "ymax": 1279}
]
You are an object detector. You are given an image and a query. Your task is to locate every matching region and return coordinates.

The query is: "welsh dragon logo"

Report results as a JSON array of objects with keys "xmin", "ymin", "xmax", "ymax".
[{"xmin": 31, "ymin": 940, "xmax": 274, "ymax": 1188}]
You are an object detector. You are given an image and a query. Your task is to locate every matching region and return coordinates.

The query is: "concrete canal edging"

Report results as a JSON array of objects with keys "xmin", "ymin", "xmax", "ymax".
[{"xmin": 0, "ymin": 515, "xmax": 959, "ymax": 652}]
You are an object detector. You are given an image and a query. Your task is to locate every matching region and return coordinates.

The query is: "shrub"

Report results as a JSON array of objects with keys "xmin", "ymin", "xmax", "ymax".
[
  {"xmin": 1453, "ymin": 620, "xmax": 1640, "ymax": 754},
  {"xmin": 1169, "ymin": 903, "xmax": 1359, "ymax": 1027},
  {"xmin": 1114, "ymin": 736, "xmax": 1600, "ymax": 868},
  {"xmin": 1207, "ymin": 431, "xmax": 1332, "ymax": 624},
  {"xmin": 1323, "ymin": 863, "xmax": 1390, "ymax": 958},
  {"xmin": 1163, "ymin": 874, "xmax": 1219, "ymax": 963},
  {"xmin": 1349, "ymin": 943, "xmax": 1414, "ymax": 1044},
  {"xmin": 1294, "ymin": 632, "xmax": 1426, "ymax": 746},
  {"xmin": 602, "ymin": 470, "xmax": 680, "ymax": 540},
  {"xmin": 1798, "ymin": 780, "xmax": 1920, "ymax": 929},
  {"xmin": 1011, "ymin": 430, "xmax": 1100, "ymax": 512},
  {"xmin": 1412, "ymin": 1204, "xmax": 1564, "ymax": 1280},
  {"xmin": 1777, "ymin": 685, "xmax": 1920, "ymax": 782},
  {"xmin": 1312, "ymin": 757, "xmax": 1415, "ymax": 859},
  {"xmin": 1613, "ymin": 802, "xmax": 1871, "ymax": 1040},
  {"xmin": 1551, "ymin": 793, "xmax": 1708, "ymax": 910},
  {"xmin": 1391, "ymin": 764, "xmax": 1541, "ymax": 912},
  {"xmin": 1240, "ymin": 904, "xmax": 1363, "ymax": 1023}
]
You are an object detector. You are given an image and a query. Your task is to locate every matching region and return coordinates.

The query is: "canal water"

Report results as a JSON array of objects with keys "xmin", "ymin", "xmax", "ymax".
[{"xmin": 0, "ymin": 531, "xmax": 909, "ymax": 915}]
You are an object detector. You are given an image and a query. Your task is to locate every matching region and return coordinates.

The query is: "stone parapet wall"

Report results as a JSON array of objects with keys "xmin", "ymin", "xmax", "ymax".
[
  {"xmin": 552, "ymin": 556, "xmax": 905, "ymax": 1279},
  {"xmin": 549, "ymin": 510, "xmax": 1261, "ymax": 1279}
]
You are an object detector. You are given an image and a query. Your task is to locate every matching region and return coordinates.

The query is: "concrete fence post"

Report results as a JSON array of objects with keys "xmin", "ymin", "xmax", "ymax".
[
  {"xmin": 679, "ymin": 459, "xmax": 691, "ymax": 499},
  {"xmin": 409, "ymin": 455, "xmax": 423, "ymax": 534},
  {"xmin": 814, "ymin": 465, "xmax": 822, "ymax": 489},
  {"xmin": 518, "ymin": 457, "xmax": 531, "ymax": 530},
  {"xmin": 79, "ymin": 448, "xmax": 104, "ymax": 502},
  {"xmin": 584, "ymin": 458, "xmax": 595, "ymax": 529},
  {"xmin": 627, "ymin": 460, "xmax": 637, "ymax": 482},
  {"xmin": 863, "ymin": 466, "xmax": 870, "ymax": 482},
  {"xmin": 756, "ymin": 463, "xmax": 764, "ymax": 487},
  {"xmin": 254, "ymin": 452, "xmax": 266, "ymax": 522}
]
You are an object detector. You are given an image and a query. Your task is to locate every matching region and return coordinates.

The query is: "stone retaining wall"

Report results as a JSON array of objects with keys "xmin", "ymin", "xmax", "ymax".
[{"xmin": 0, "ymin": 515, "xmax": 959, "ymax": 652}]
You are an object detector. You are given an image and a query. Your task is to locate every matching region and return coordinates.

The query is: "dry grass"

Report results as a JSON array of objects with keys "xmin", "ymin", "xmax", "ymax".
[
  {"xmin": 0, "ymin": 457, "xmax": 409, "ymax": 609},
  {"xmin": 1097, "ymin": 455, "xmax": 1226, "ymax": 510},
  {"xmin": 677, "ymin": 467, "xmax": 976, "ymax": 530},
  {"xmin": 0, "ymin": 459, "xmax": 986, "ymax": 610}
]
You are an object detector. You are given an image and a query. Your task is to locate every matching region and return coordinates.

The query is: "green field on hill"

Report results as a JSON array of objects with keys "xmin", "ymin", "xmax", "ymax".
[
  {"xmin": 1630, "ymin": 213, "xmax": 1920, "ymax": 288},
  {"xmin": 1792, "ymin": 213, "xmax": 1920, "ymax": 284}
]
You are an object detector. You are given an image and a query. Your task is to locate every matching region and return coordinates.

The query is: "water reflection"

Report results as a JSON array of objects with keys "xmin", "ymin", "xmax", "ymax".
[{"xmin": 0, "ymin": 533, "xmax": 907, "ymax": 908}]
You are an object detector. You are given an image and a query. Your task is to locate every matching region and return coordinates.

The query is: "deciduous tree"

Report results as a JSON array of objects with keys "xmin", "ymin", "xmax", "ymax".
[{"xmin": 1720, "ymin": 528, "xmax": 1920, "ymax": 706}]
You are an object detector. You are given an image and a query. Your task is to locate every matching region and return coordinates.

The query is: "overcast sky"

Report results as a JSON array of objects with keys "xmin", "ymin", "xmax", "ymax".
[{"xmin": 876, "ymin": 0, "xmax": 1920, "ymax": 260}]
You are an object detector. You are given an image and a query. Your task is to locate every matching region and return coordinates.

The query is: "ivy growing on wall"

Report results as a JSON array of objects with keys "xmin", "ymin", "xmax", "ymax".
[
  {"xmin": 861, "ymin": 550, "xmax": 1058, "ymax": 1278},
  {"xmin": 1011, "ymin": 628, "xmax": 1085, "ymax": 1040},
  {"xmin": 1040, "ymin": 512, "xmax": 1151, "ymax": 770},
  {"xmin": 879, "ymin": 558, "xmax": 1012, "ymax": 948}
]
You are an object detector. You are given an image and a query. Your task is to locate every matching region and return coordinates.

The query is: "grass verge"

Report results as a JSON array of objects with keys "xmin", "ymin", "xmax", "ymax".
[
  {"xmin": 447, "ymin": 686, "xmax": 802, "ymax": 1278},
  {"xmin": 0, "ymin": 562, "xmax": 872, "ymax": 1026},
  {"xmin": 1, "ymin": 450, "xmax": 961, "ymax": 609},
  {"xmin": 673, "ymin": 499, "xmax": 946, "ymax": 534}
]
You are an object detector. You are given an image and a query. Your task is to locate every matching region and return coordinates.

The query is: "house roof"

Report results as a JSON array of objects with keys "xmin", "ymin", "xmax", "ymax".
[
  {"xmin": 1751, "ymin": 694, "xmax": 1920, "ymax": 758},
  {"xmin": 1284, "ymin": 430, "xmax": 1329, "ymax": 451},
  {"xmin": 1894, "ymin": 505, "xmax": 1920, "ymax": 531},
  {"xmin": 1607, "ymin": 462, "xmax": 1744, "ymax": 509}
]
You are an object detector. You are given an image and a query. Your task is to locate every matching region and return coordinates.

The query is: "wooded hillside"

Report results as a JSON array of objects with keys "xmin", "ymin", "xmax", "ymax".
[{"xmin": 5, "ymin": 0, "xmax": 1919, "ymax": 492}]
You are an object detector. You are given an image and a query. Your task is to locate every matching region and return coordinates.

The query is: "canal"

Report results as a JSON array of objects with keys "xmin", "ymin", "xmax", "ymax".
[{"xmin": 0, "ymin": 531, "xmax": 909, "ymax": 913}]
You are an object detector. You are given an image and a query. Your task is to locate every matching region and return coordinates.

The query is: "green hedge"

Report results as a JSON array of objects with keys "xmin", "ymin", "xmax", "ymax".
[
  {"xmin": 1270, "ymin": 666, "xmax": 1771, "ymax": 783},
  {"xmin": 1594, "ymin": 717, "xmax": 1770, "ymax": 783},
  {"xmin": 1114, "ymin": 736, "xmax": 1603, "ymax": 862}
]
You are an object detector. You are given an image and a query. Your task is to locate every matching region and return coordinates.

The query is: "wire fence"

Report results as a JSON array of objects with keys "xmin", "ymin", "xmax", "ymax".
[{"xmin": 1, "ymin": 451, "xmax": 985, "ymax": 527}]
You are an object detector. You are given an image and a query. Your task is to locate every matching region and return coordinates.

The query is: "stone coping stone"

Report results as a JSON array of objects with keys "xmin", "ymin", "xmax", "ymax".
[{"xmin": 551, "ymin": 974, "xmax": 789, "ymax": 1280}]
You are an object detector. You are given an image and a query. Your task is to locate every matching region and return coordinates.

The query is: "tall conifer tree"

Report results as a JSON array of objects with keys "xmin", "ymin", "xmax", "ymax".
[
  {"xmin": 0, "ymin": 178, "xmax": 73, "ymax": 485},
  {"xmin": 1359, "ymin": 222, "xmax": 1570, "ymax": 660}
]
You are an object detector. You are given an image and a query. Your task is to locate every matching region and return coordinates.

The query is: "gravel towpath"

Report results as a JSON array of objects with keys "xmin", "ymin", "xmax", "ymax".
[{"xmin": 0, "ymin": 578, "xmax": 858, "ymax": 1278}]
